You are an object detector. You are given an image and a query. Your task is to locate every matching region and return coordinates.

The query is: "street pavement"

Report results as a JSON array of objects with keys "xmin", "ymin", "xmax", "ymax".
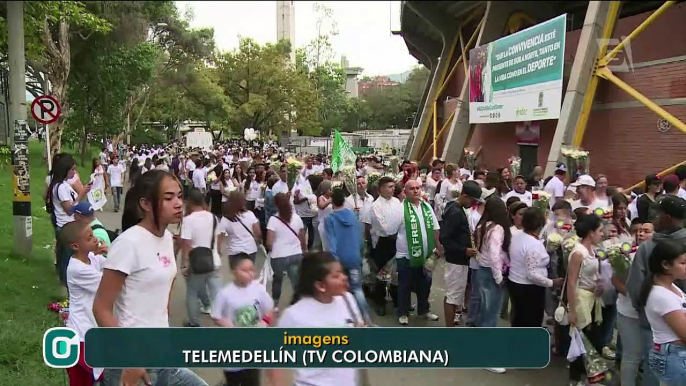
[{"xmin": 96, "ymin": 192, "xmax": 566, "ymax": 386}]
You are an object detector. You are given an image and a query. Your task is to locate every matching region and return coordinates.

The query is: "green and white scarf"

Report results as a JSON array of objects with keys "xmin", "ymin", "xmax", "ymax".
[{"xmin": 404, "ymin": 199, "xmax": 435, "ymax": 267}]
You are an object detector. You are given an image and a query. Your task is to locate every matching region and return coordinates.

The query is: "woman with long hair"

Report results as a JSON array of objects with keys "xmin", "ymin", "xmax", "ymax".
[
  {"xmin": 637, "ymin": 174, "xmax": 662, "ymax": 223},
  {"xmin": 93, "ymin": 170, "xmax": 208, "ymax": 386},
  {"xmin": 566, "ymin": 214, "xmax": 606, "ymax": 384},
  {"xmin": 244, "ymin": 167, "xmax": 261, "ymax": 211},
  {"xmin": 48, "ymin": 154, "xmax": 92, "ymax": 286},
  {"xmin": 497, "ymin": 166, "xmax": 513, "ymax": 197},
  {"xmin": 142, "ymin": 158, "xmax": 153, "ymax": 174},
  {"xmin": 219, "ymin": 169, "xmax": 235, "ymax": 214},
  {"xmin": 509, "ymin": 202, "xmax": 528, "ymax": 236},
  {"xmin": 92, "ymin": 157, "xmax": 109, "ymax": 193},
  {"xmin": 637, "ymin": 240, "xmax": 686, "ymax": 386},
  {"xmin": 232, "ymin": 163, "xmax": 247, "ymax": 192},
  {"xmin": 128, "ymin": 158, "xmax": 141, "ymax": 189},
  {"xmin": 219, "ymin": 190, "xmax": 262, "ymax": 263},
  {"xmin": 269, "ymin": 252, "xmax": 364, "ymax": 386},
  {"xmin": 612, "ymin": 193, "xmax": 631, "ymax": 238},
  {"xmin": 316, "ymin": 180, "xmax": 334, "ymax": 252},
  {"xmin": 595, "ymin": 174, "xmax": 611, "ymax": 207},
  {"xmin": 475, "ymin": 197, "xmax": 512, "ymax": 324},
  {"xmin": 209, "ymin": 164, "xmax": 224, "ymax": 217},
  {"xmin": 266, "ymin": 192, "xmax": 307, "ymax": 309}
]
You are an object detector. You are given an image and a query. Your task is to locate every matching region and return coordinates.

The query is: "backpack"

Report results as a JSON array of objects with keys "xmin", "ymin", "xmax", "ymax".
[{"xmin": 91, "ymin": 224, "xmax": 120, "ymax": 242}]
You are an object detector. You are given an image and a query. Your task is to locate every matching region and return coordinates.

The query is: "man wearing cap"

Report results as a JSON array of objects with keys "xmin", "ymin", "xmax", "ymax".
[
  {"xmin": 71, "ymin": 202, "xmax": 111, "ymax": 254},
  {"xmin": 570, "ymin": 175, "xmax": 605, "ymax": 212},
  {"xmin": 544, "ymin": 162, "xmax": 567, "ymax": 209},
  {"xmin": 626, "ymin": 195, "xmax": 686, "ymax": 386},
  {"xmin": 661, "ymin": 174, "xmax": 680, "ymax": 197},
  {"xmin": 440, "ymin": 180, "xmax": 482, "ymax": 328}
]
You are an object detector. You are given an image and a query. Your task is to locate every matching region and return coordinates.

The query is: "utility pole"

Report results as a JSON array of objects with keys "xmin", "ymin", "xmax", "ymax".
[{"xmin": 8, "ymin": 1, "xmax": 33, "ymax": 257}]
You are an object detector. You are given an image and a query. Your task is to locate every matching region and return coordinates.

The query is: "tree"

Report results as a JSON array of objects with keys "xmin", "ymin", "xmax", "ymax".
[
  {"xmin": 0, "ymin": 1, "xmax": 111, "ymax": 155},
  {"xmin": 216, "ymin": 38, "xmax": 319, "ymax": 136},
  {"xmin": 296, "ymin": 3, "xmax": 350, "ymax": 136}
]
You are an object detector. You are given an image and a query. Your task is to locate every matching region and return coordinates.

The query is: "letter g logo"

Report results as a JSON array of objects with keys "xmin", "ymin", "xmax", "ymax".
[{"xmin": 43, "ymin": 327, "xmax": 80, "ymax": 368}]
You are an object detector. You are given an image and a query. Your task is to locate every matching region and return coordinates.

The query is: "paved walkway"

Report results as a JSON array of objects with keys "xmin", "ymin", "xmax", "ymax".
[{"xmin": 96, "ymin": 193, "xmax": 566, "ymax": 386}]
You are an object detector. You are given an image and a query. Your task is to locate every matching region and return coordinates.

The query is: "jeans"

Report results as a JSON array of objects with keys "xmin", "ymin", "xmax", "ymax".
[
  {"xmin": 54, "ymin": 226, "xmax": 73, "ymax": 288},
  {"xmin": 345, "ymin": 267, "xmax": 371, "ymax": 323},
  {"xmin": 312, "ymin": 217, "xmax": 322, "ymax": 251},
  {"xmin": 301, "ymin": 216, "xmax": 315, "ymax": 250},
  {"xmin": 396, "ymin": 258, "xmax": 431, "ymax": 318},
  {"xmin": 466, "ymin": 268, "xmax": 481, "ymax": 325},
  {"xmin": 648, "ymin": 342, "xmax": 686, "ymax": 386},
  {"xmin": 641, "ymin": 326, "xmax": 662, "ymax": 386},
  {"xmin": 102, "ymin": 368, "xmax": 208, "ymax": 386},
  {"xmin": 599, "ymin": 303, "xmax": 618, "ymax": 348},
  {"xmin": 617, "ymin": 314, "xmax": 643, "ymax": 386},
  {"xmin": 475, "ymin": 266, "xmax": 504, "ymax": 327},
  {"xmin": 185, "ymin": 270, "xmax": 223, "ymax": 326},
  {"xmin": 111, "ymin": 186, "xmax": 123, "ymax": 211},
  {"xmin": 270, "ymin": 254, "xmax": 302, "ymax": 304},
  {"xmin": 255, "ymin": 208, "xmax": 267, "ymax": 245}
]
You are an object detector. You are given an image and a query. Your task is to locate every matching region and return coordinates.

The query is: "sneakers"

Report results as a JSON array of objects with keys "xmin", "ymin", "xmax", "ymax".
[
  {"xmin": 485, "ymin": 368, "xmax": 506, "ymax": 374},
  {"xmin": 399, "ymin": 316, "xmax": 409, "ymax": 325},
  {"xmin": 601, "ymin": 346, "xmax": 616, "ymax": 360},
  {"xmin": 200, "ymin": 305, "xmax": 211, "ymax": 315},
  {"xmin": 419, "ymin": 312, "xmax": 439, "ymax": 321},
  {"xmin": 454, "ymin": 312, "xmax": 463, "ymax": 325}
]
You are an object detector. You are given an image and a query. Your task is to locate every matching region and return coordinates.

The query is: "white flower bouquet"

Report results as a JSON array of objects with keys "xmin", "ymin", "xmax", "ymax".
[
  {"xmin": 386, "ymin": 156, "xmax": 400, "ymax": 176},
  {"xmin": 286, "ymin": 158, "xmax": 302, "ymax": 191},
  {"xmin": 367, "ymin": 172, "xmax": 382, "ymax": 188},
  {"xmin": 464, "ymin": 148, "xmax": 476, "ymax": 170},
  {"xmin": 561, "ymin": 146, "xmax": 590, "ymax": 176},
  {"xmin": 508, "ymin": 156, "xmax": 521, "ymax": 177},
  {"xmin": 532, "ymin": 190, "xmax": 551, "ymax": 211}
]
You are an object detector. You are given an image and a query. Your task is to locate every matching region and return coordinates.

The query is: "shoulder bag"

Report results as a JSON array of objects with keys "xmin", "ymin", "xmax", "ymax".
[
  {"xmin": 189, "ymin": 215, "xmax": 218, "ymax": 274},
  {"xmin": 275, "ymin": 216, "xmax": 300, "ymax": 240},
  {"xmin": 341, "ymin": 294, "xmax": 373, "ymax": 386}
]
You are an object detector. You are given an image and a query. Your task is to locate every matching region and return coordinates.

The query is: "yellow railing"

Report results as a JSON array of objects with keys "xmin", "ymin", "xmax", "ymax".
[{"xmin": 626, "ymin": 160, "xmax": 686, "ymax": 192}]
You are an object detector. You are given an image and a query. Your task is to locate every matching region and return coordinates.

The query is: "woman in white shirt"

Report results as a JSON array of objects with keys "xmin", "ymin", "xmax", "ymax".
[
  {"xmin": 267, "ymin": 192, "xmax": 307, "ymax": 308},
  {"xmin": 438, "ymin": 164, "xmax": 463, "ymax": 206},
  {"xmin": 244, "ymin": 167, "xmax": 261, "ymax": 211},
  {"xmin": 269, "ymin": 252, "xmax": 364, "ymax": 386},
  {"xmin": 48, "ymin": 155, "xmax": 92, "ymax": 287},
  {"xmin": 566, "ymin": 213, "xmax": 606, "ymax": 384},
  {"xmin": 508, "ymin": 208, "xmax": 564, "ymax": 327},
  {"xmin": 424, "ymin": 168, "xmax": 442, "ymax": 208},
  {"xmin": 508, "ymin": 202, "xmax": 527, "ymax": 236},
  {"xmin": 638, "ymin": 240, "xmax": 686, "ymax": 386},
  {"xmin": 93, "ymin": 170, "xmax": 208, "ymax": 386},
  {"xmin": 218, "ymin": 191, "xmax": 261, "ymax": 263},
  {"xmin": 208, "ymin": 164, "xmax": 224, "ymax": 217},
  {"xmin": 91, "ymin": 158, "xmax": 109, "ymax": 193},
  {"xmin": 316, "ymin": 181, "xmax": 334, "ymax": 251}
]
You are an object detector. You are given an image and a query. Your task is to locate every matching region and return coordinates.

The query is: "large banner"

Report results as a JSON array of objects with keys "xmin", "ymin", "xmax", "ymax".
[{"xmin": 469, "ymin": 14, "xmax": 566, "ymax": 124}]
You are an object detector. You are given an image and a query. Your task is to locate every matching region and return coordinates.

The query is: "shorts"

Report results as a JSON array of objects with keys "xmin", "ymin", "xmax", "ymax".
[
  {"xmin": 66, "ymin": 342, "xmax": 102, "ymax": 386},
  {"xmin": 444, "ymin": 262, "xmax": 469, "ymax": 306}
]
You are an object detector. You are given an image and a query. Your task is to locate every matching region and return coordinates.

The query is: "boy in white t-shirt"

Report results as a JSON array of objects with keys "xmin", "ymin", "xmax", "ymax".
[
  {"xmin": 61, "ymin": 221, "xmax": 105, "ymax": 386},
  {"xmin": 211, "ymin": 253, "xmax": 274, "ymax": 386}
]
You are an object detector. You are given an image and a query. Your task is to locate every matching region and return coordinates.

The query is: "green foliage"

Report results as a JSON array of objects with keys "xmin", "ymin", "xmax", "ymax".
[
  {"xmin": 0, "ymin": 145, "xmax": 10, "ymax": 169},
  {"xmin": 216, "ymin": 37, "xmax": 320, "ymax": 136}
]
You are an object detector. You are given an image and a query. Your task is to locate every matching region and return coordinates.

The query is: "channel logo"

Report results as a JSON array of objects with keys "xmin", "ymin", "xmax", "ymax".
[{"xmin": 43, "ymin": 327, "xmax": 80, "ymax": 368}]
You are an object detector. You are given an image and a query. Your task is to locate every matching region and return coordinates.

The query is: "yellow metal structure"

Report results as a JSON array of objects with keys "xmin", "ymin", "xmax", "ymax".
[
  {"xmin": 572, "ymin": 1, "xmax": 621, "ymax": 147},
  {"xmin": 432, "ymin": 103, "xmax": 438, "ymax": 158},
  {"xmin": 626, "ymin": 159, "xmax": 686, "ymax": 192}
]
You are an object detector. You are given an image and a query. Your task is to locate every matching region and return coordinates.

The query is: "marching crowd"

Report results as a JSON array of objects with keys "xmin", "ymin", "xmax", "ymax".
[{"xmin": 44, "ymin": 140, "xmax": 686, "ymax": 386}]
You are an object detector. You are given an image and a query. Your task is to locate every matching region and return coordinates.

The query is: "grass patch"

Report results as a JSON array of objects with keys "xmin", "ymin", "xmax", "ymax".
[{"xmin": 0, "ymin": 140, "xmax": 97, "ymax": 385}]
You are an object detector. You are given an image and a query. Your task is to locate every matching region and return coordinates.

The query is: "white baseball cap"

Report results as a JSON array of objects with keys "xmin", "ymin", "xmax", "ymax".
[{"xmin": 571, "ymin": 175, "xmax": 596, "ymax": 188}]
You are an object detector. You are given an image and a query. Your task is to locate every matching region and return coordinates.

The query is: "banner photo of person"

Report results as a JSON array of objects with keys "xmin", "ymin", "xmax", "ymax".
[{"xmin": 469, "ymin": 14, "xmax": 566, "ymax": 124}]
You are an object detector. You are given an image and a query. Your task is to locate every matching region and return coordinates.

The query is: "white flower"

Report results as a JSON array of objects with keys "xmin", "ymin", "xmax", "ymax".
[
  {"xmin": 532, "ymin": 190, "xmax": 551, "ymax": 199},
  {"xmin": 547, "ymin": 232, "xmax": 563, "ymax": 244}
]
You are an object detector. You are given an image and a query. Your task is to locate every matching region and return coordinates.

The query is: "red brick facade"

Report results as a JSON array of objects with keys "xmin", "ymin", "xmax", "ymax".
[{"xmin": 434, "ymin": 4, "xmax": 686, "ymax": 187}]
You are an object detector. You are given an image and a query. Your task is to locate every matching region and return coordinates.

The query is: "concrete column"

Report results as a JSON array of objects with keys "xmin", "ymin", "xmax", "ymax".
[{"xmin": 543, "ymin": 2, "xmax": 613, "ymax": 177}]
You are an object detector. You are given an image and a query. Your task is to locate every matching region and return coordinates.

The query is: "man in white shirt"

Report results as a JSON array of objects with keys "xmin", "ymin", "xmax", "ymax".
[
  {"xmin": 544, "ymin": 163, "xmax": 567, "ymax": 209},
  {"xmin": 362, "ymin": 176, "xmax": 403, "ymax": 317},
  {"xmin": 344, "ymin": 175, "xmax": 374, "ymax": 218},
  {"xmin": 393, "ymin": 180, "xmax": 442, "ymax": 325},
  {"xmin": 571, "ymin": 175, "xmax": 607, "ymax": 212},
  {"xmin": 272, "ymin": 165, "xmax": 289, "ymax": 195},
  {"xmin": 676, "ymin": 165, "xmax": 686, "ymax": 200},
  {"xmin": 107, "ymin": 155, "xmax": 126, "ymax": 212}
]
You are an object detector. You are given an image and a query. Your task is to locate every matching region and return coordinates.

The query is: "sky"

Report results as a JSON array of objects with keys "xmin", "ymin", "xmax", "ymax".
[{"xmin": 174, "ymin": 1, "xmax": 419, "ymax": 76}]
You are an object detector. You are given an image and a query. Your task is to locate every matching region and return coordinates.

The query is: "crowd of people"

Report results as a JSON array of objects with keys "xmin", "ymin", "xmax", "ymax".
[{"xmin": 43, "ymin": 139, "xmax": 686, "ymax": 386}]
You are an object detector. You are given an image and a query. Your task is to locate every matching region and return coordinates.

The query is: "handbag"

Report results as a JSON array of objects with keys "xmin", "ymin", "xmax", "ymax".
[
  {"xmin": 189, "ymin": 215, "xmax": 218, "ymax": 274},
  {"xmin": 341, "ymin": 294, "xmax": 373, "ymax": 386},
  {"xmin": 554, "ymin": 245, "xmax": 602, "ymax": 326}
]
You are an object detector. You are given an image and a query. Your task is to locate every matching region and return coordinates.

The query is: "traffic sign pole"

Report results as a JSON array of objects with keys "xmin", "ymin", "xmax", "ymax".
[{"xmin": 8, "ymin": 1, "xmax": 32, "ymax": 257}]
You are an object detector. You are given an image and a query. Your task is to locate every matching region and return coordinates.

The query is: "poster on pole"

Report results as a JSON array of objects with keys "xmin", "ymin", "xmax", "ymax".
[{"xmin": 469, "ymin": 14, "xmax": 566, "ymax": 124}]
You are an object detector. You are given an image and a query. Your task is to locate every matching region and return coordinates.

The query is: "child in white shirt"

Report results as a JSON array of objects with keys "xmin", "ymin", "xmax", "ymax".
[
  {"xmin": 61, "ymin": 221, "xmax": 106, "ymax": 386},
  {"xmin": 211, "ymin": 253, "xmax": 274, "ymax": 386}
]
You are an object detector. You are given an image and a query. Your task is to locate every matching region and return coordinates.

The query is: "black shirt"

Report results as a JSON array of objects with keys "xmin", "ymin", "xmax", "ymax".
[{"xmin": 440, "ymin": 201, "xmax": 472, "ymax": 266}]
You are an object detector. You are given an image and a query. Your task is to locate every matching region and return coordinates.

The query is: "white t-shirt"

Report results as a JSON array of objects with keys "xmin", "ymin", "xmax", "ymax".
[
  {"xmin": 53, "ymin": 181, "xmax": 78, "ymax": 227},
  {"xmin": 277, "ymin": 293, "xmax": 362, "ymax": 386},
  {"xmin": 544, "ymin": 176, "xmax": 565, "ymax": 208},
  {"xmin": 107, "ymin": 163, "xmax": 126, "ymax": 188},
  {"xmin": 104, "ymin": 226, "xmax": 177, "ymax": 328},
  {"xmin": 67, "ymin": 253, "xmax": 106, "ymax": 341},
  {"xmin": 219, "ymin": 211, "xmax": 259, "ymax": 256},
  {"xmin": 192, "ymin": 167, "xmax": 207, "ymax": 189},
  {"xmin": 646, "ymin": 284, "xmax": 686, "ymax": 344},
  {"xmin": 504, "ymin": 190, "xmax": 533, "ymax": 207},
  {"xmin": 211, "ymin": 281, "xmax": 273, "ymax": 326},
  {"xmin": 267, "ymin": 215, "xmax": 304, "ymax": 259},
  {"xmin": 395, "ymin": 201, "xmax": 440, "ymax": 259},
  {"xmin": 272, "ymin": 180, "xmax": 289, "ymax": 195},
  {"xmin": 180, "ymin": 210, "xmax": 217, "ymax": 249},
  {"xmin": 616, "ymin": 293, "xmax": 639, "ymax": 319},
  {"xmin": 571, "ymin": 197, "xmax": 607, "ymax": 212}
]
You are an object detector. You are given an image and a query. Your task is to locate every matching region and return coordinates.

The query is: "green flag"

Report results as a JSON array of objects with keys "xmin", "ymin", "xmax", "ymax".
[{"xmin": 330, "ymin": 130, "xmax": 357, "ymax": 173}]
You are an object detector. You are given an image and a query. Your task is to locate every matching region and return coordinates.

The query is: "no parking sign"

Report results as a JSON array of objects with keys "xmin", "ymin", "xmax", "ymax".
[{"xmin": 31, "ymin": 95, "xmax": 61, "ymax": 124}]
